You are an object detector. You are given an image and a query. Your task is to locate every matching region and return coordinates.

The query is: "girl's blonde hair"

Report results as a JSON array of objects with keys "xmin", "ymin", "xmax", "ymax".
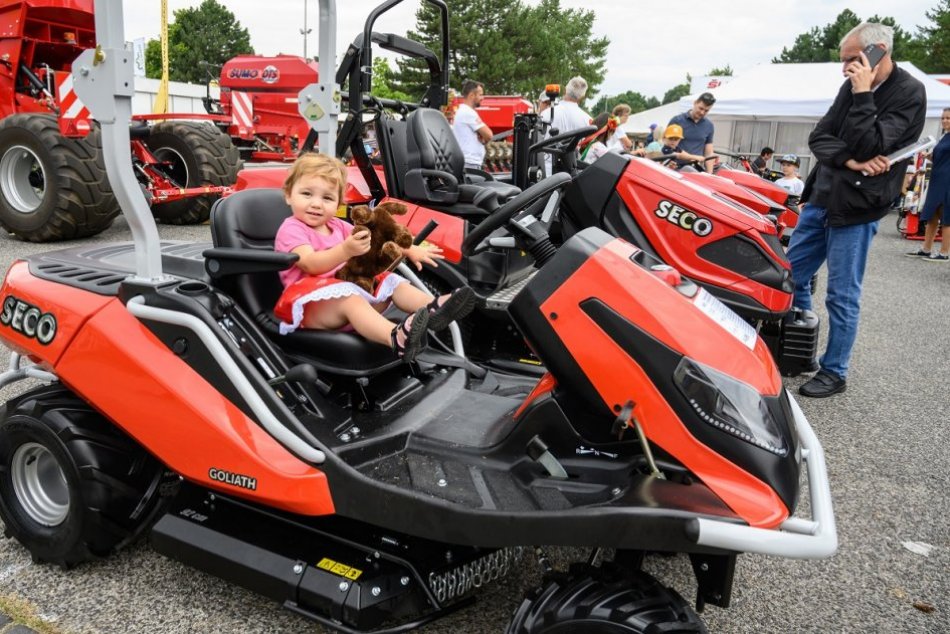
[{"xmin": 282, "ymin": 153, "xmax": 347, "ymax": 201}]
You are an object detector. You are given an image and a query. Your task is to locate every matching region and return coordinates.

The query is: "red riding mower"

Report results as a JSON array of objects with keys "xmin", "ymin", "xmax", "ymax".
[
  {"xmin": 328, "ymin": 1, "xmax": 818, "ymax": 379},
  {"xmin": 0, "ymin": 2, "xmax": 836, "ymax": 632}
]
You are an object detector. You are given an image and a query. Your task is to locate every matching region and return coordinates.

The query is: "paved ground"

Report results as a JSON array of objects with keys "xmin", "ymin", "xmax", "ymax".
[{"xmin": 0, "ymin": 213, "xmax": 946, "ymax": 633}]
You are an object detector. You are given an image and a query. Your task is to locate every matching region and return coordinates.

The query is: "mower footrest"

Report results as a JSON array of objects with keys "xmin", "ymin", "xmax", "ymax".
[{"xmin": 485, "ymin": 271, "xmax": 537, "ymax": 310}]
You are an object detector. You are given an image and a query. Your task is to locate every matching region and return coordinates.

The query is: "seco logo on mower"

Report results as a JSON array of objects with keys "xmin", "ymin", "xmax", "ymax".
[
  {"xmin": 208, "ymin": 467, "xmax": 257, "ymax": 490},
  {"xmin": 654, "ymin": 200, "xmax": 714, "ymax": 237},
  {"xmin": 0, "ymin": 296, "xmax": 56, "ymax": 345}
]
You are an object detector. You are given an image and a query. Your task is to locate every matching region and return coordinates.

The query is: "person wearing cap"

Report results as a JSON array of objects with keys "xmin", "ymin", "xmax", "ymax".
[
  {"xmin": 452, "ymin": 79, "xmax": 492, "ymax": 170},
  {"xmin": 774, "ymin": 154, "xmax": 804, "ymax": 197},
  {"xmin": 537, "ymin": 90, "xmax": 551, "ymax": 115},
  {"xmin": 752, "ymin": 147, "xmax": 775, "ymax": 177},
  {"xmin": 607, "ymin": 104, "xmax": 633, "ymax": 152},
  {"xmin": 645, "ymin": 123, "xmax": 659, "ymax": 144},
  {"xmin": 667, "ymin": 92, "xmax": 716, "ymax": 172},
  {"xmin": 650, "ymin": 124, "xmax": 704, "ymax": 167}
]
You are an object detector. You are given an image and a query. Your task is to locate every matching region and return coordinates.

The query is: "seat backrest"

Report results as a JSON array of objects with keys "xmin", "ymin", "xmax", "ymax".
[
  {"xmin": 210, "ymin": 188, "xmax": 291, "ymax": 318},
  {"xmin": 406, "ymin": 108, "xmax": 465, "ymax": 179},
  {"xmin": 376, "ymin": 117, "xmax": 410, "ymax": 198}
]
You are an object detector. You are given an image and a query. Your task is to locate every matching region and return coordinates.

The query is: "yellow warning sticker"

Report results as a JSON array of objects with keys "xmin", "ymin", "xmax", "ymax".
[{"xmin": 317, "ymin": 557, "xmax": 363, "ymax": 580}]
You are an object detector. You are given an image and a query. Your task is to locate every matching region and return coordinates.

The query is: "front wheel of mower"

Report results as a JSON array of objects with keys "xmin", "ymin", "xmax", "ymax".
[
  {"xmin": 507, "ymin": 564, "xmax": 707, "ymax": 633},
  {"xmin": 0, "ymin": 385, "xmax": 166, "ymax": 568}
]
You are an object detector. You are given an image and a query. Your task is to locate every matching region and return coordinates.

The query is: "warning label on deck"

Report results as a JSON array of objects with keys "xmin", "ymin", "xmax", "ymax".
[{"xmin": 317, "ymin": 557, "xmax": 363, "ymax": 580}]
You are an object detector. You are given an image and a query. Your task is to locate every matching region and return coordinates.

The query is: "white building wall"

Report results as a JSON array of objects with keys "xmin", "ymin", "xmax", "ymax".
[{"xmin": 132, "ymin": 77, "xmax": 220, "ymax": 115}]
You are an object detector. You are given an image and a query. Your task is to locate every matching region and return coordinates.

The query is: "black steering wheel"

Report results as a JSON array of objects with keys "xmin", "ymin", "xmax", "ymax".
[
  {"xmin": 648, "ymin": 153, "xmax": 719, "ymax": 169},
  {"xmin": 461, "ymin": 173, "xmax": 573, "ymax": 257},
  {"xmin": 529, "ymin": 125, "xmax": 598, "ymax": 158}
]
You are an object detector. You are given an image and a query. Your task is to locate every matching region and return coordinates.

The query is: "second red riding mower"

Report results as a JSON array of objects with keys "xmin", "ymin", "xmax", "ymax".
[
  {"xmin": 0, "ymin": 2, "xmax": 836, "ymax": 632},
  {"xmin": 330, "ymin": 0, "xmax": 818, "ymax": 378}
]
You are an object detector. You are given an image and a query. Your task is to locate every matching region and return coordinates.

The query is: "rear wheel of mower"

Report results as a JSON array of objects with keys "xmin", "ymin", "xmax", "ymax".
[
  {"xmin": 0, "ymin": 114, "xmax": 118, "ymax": 242},
  {"xmin": 0, "ymin": 385, "xmax": 166, "ymax": 568},
  {"xmin": 507, "ymin": 564, "xmax": 707, "ymax": 633},
  {"xmin": 145, "ymin": 121, "xmax": 241, "ymax": 225}
]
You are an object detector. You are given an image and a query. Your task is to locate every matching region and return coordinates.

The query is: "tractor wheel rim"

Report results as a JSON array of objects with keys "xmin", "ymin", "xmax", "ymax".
[
  {"xmin": 0, "ymin": 145, "xmax": 45, "ymax": 214},
  {"xmin": 151, "ymin": 146, "xmax": 190, "ymax": 187},
  {"xmin": 11, "ymin": 442, "xmax": 69, "ymax": 526}
]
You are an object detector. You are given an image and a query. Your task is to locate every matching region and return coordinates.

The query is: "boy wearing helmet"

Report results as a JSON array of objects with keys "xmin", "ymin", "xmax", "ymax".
[{"xmin": 775, "ymin": 154, "xmax": 804, "ymax": 197}]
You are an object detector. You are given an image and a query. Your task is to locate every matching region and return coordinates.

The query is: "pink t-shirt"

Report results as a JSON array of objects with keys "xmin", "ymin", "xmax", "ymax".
[{"xmin": 274, "ymin": 216, "xmax": 354, "ymax": 288}]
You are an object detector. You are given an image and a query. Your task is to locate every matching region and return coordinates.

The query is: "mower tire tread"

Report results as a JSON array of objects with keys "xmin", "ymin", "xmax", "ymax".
[
  {"xmin": 147, "ymin": 120, "xmax": 241, "ymax": 225},
  {"xmin": 0, "ymin": 114, "xmax": 118, "ymax": 242},
  {"xmin": 507, "ymin": 563, "xmax": 707, "ymax": 633},
  {"xmin": 0, "ymin": 385, "xmax": 165, "ymax": 567}
]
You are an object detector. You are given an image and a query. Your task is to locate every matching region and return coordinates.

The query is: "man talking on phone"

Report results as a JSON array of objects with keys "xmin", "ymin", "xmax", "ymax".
[{"xmin": 789, "ymin": 22, "xmax": 925, "ymax": 398}]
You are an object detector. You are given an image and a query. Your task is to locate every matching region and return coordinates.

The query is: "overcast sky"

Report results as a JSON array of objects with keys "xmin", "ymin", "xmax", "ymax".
[{"xmin": 123, "ymin": 0, "xmax": 938, "ymax": 99}]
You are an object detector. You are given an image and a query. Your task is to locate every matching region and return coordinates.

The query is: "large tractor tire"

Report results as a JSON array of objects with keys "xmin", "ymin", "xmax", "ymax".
[
  {"xmin": 507, "ymin": 564, "xmax": 707, "ymax": 634},
  {"xmin": 0, "ymin": 114, "xmax": 118, "ymax": 242},
  {"xmin": 0, "ymin": 385, "xmax": 167, "ymax": 569},
  {"xmin": 145, "ymin": 120, "xmax": 241, "ymax": 225}
]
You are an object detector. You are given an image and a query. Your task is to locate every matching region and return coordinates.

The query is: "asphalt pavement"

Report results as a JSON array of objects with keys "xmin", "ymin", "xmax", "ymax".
[{"xmin": 0, "ymin": 212, "xmax": 946, "ymax": 633}]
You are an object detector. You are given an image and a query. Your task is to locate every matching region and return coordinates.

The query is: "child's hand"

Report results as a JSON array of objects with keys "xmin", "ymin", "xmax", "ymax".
[
  {"xmin": 404, "ymin": 243, "xmax": 444, "ymax": 270},
  {"xmin": 343, "ymin": 229, "xmax": 372, "ymax": 257}
]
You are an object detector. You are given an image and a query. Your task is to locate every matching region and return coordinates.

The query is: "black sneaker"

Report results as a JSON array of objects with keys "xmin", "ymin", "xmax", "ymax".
[
  {"xmin": 799, "ymin": 370, "xmax": 847, "ymax": 398},
  {"xmin": 926, "ymin": 253, "xmax": 949, "ymax": 262},
  {"xmin": 904, "ymin": 249, "xmax": 931, "ymax": 258}
]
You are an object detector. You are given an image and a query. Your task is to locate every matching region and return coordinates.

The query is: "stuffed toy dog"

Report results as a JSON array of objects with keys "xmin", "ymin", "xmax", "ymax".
[{"xmin": 335, "ymin": 201, "xmax": 414, "ymax": 293}]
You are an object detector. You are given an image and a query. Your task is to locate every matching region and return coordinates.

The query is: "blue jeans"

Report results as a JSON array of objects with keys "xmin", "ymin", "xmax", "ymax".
[{"xmin": 786, "ymin": 204, "xmax": 879, "ymax": 379}]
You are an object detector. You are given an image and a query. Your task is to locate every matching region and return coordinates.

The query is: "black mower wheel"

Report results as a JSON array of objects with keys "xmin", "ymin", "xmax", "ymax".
[
  {"xmin": 0, "ymin": 385, "xmax": 166, "ymax": 568},
  {"xmin": 507, "ymin": 564, "xmax": 707, "ymax": 634},
  {"xmin": 0, "ymin": 114, "xmax": 118, "ymax": 242},
  {"xmin": 145, "ymin": 120, "xmax": 241, "ymax": 225}
]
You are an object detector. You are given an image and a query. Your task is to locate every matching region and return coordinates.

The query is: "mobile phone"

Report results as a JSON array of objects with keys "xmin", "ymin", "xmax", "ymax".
[{"xmin": 863, "ymin": 43, "xmax": 886, "ymax": 70}]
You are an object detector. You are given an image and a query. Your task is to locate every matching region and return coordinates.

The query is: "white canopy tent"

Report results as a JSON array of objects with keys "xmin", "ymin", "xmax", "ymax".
[{"xmin": 660, "ymin": 62, "xmax": 948, "ymax": 175}]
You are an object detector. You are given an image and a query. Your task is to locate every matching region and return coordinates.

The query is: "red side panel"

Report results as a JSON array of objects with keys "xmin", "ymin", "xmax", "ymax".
[
  {"xmin": 619, "ymin": 160, "xmax": 792, "ymax": 315},
  {"xmin": 52, "ymin": 299, "xmax": 334, "ymax": 515},
  {"xmin": 540, "ymin": 238, "xmax": 788, "ymax": 528},
  {"xmin": 0, "ymin": 261, "xmax": 112, "ymax": 366},
  {"xmin": 387, "ymin": 198, "xmax": 465, "ymax": 264}
]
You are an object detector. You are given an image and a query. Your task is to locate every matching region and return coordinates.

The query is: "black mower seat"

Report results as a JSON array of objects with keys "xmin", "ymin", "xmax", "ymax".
[
  {"xmin": 404, "ymin": 108, "xmax": 520, "ymax": 215},
  {"xmin": 207, "ymin": 188, "xmax": 400, "ymax": 376}
]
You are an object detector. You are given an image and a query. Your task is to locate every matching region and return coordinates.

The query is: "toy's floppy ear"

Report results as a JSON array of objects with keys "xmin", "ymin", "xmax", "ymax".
[
  {"xmin": 378, "ymin": 201, "xmax": 409, "ymax": 216},
  {"xmin": 350, "ymin": 205, "xmax": 372, "ymax": 224}
]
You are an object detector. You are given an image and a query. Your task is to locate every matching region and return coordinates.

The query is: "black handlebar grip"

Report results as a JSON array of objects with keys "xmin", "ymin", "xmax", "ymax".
[{"xmin": 413, "ymin": 220, "xmax": 439, "ymax": 245}]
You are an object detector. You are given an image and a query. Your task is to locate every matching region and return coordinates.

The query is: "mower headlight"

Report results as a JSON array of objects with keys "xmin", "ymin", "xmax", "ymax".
[{"xmin": 673, "ymin": 357, "xmax": 788, "ymax": 456}]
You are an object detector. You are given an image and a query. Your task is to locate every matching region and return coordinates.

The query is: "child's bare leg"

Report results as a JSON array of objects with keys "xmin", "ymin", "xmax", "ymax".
[
  {"xmin": 391, "ymin": 282, "xmax": 434, "ymax": 312},
  {"xmin": 303, "ymin": 296, "xmax": 394, "ymax": 346}
]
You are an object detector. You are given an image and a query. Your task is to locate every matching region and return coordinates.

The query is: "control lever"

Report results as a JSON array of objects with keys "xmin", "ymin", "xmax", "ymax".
[
  {"xmin": 268, "ymin": 363, "xmax": 330, "ymax": 393},
  {"xmin": 527, "ymin": 435, "xmax": 568, "ymax": 478}
]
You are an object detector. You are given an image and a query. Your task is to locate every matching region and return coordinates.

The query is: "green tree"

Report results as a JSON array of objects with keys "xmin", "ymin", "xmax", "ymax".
[
  {"xmin": 371, "ymin": 57, "xmax": 411, "ymax": 102},
  {"xmin": 905, "ymin": 0, "xmax": 950, "ymax": 71},
  {"xmin": 144, "ymin": 0, "xmax": 253, "ymax": 83},
  {"xmin": 391, "ymin": 0, "xmax": 608, "ymax": 101},
  {"xmin": 589, "ymin": 91, "xmax": 659, "ymax": 116},
  {"xmin": 773, "ymin": 10, "xmax": 913, "ymax": 62},
  {"xmin": 662, "ymin": 74, "xmax": 691, "ymax": 105},
  {"xmin": 707, "ymin": 65, "xmax": 733, "ymax": 76}
]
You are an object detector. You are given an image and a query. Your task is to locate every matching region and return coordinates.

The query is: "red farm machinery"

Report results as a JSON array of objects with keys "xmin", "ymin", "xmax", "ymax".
[{"xmin": 0, "ymin": 0, "xmax": 241, "ymax": 242}]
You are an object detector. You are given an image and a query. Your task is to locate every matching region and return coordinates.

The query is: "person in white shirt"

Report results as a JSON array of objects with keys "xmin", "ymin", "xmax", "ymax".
[
  {"xmin": 452, "ymin": 80, "xmax": 492, "ymax": 169},
  {"xmin": 607, "ymin": 104, "xmax": 633, "ymax": 152},
  {"xmin": 539, "ymin": 76, "xmax": 592, "ymax": 174},
  {"xmin": 774, "ymin": 154, "xmax": 805, "ymax": 197}
]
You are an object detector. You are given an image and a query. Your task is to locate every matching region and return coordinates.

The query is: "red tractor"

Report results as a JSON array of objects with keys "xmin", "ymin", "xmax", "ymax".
[
  {"xmin": 0, "ymin": 0, "xmax": 241, "ymax": 242},
  {"xmin": 210, "ymin": 54, "xmax": 320, "ymax": 163}
]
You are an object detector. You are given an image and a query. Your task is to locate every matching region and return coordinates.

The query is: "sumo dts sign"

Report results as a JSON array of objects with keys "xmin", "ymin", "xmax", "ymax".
[{"xmin": 227, "ymin": 64, "xmax": 280, "ymax": 84}]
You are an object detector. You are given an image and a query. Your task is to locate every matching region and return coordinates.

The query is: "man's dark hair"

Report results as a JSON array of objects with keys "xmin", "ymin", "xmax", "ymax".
[
  {"xmin": 461, "ymin": 80, "xmax": 483, "ymax": 98},
  {"xmin": 760, "ymin": 147, "xmax": 774, "ymax": 156},
  {"xmin": 697, "ymin": 92, "xmax": 716, "ymax": 106}
]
